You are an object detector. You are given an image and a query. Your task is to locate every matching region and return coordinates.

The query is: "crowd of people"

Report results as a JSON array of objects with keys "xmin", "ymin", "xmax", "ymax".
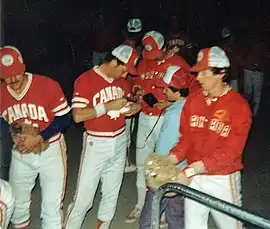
[{"xmin": 0, "ymin": 15, "xmax": 269, "ymax": 229}]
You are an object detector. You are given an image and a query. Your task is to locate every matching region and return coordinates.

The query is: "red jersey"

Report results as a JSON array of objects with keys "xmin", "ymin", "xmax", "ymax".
[
  {"xmin": 71, "ymin": 67, "xmax": 131, "ymax": 132},
  {"xmin": 135, "ymin": 55, "xmax": 191, "ymax": 116},
  {"xmin": 0, "ymin": 73, "xmax": 70, "ymax": 142},
  {"xmin": 170, "ymin": 89, "xmax": 251, "ymax": 175}
]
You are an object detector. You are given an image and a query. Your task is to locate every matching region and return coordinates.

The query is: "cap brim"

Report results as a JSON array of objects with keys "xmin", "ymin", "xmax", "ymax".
[
  {"xmin": 189, "ymin": 62, "xmax": 209, "ymax": 72},
  {"xmin": 142, "ymin": 49, "xmax": 162, "ymax": 60},
  {"xmin": 155, "ymin": 78, "xmax": 167, "ymax": 87},
  {"xmin": 128, "ymin": 29, "xmax": 141, "ymax": 33},
  {"xmin": 1, "ymin": 64, "xmax": 26, "ymax": 79}
]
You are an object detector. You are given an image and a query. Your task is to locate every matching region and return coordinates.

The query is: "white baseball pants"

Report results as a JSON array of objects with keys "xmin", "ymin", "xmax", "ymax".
[
  {"xmin": 244, "ymin": 69, "xmax": 264, "ymax": 116},
  {"xmin": 185, "ymin": 172, "xmax": 243, "ymax": 229},
  {"xmin": 9, "ymin": 135, "xmax": 67, "ymax": 229},
  {"xmin": 0, "ymin": 179, "xmax": 15, "ymax": 229},
  {"xmin": 64, "ymin": 131, "xmax": 126, "ymax": 229},
  {"xmin": 136, "ymin": 112, "xmax": 164, "ymax": 208}
]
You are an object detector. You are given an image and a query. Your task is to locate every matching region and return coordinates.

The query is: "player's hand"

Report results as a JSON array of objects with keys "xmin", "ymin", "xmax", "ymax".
[
  {"xmin": 132, "ymin": 87, "xmax": 144, "ymax": 102},
  {"xmin": 174, "ymin": 172, "xmax": 192, "ymax": 186},
  {"xmin": 122, "ymin": 102, "xmax": 142, "ymax": 116},
  {"xmin": 12, "ymin": 135, "xmax": 24, "ymax": 148},
  {"xmin": 16, "ymin": 134, "xmax": 44, "ymax": 153},
  {"xmin": 154, "ymin": 101, "xmax": 172, "ymax": 110},
  {"xmin": 105, "ymin": 98, "xmax": 127, "ymax": 111}
]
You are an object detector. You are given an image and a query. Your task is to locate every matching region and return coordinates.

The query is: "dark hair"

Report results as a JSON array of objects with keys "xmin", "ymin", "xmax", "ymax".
[
  {"xmin": 104, "ymin": 53, "xmax": 125, "ymax": 66},
  {"xmin": 190, "ymin": 67, "xmax": 230, "ymax": 83},
  {"xmin": 211, "ymin": 67, "xmax": 230, "ymax": 83},
  {"xmin": 168, "ymin": 86, "xmax": 189, "ymax": 97}
]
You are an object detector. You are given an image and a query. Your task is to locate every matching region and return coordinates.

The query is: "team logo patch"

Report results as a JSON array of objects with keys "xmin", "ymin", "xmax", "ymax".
[
  {"xmin": 213, "ymin": 109, "xmax": 229, "ymax": 121},
  {"xmin": 1, "ymin": 54, "xmax": 14, "ymax": 66},
  {"xmin": 145, "ymin": 44, "xmax": 152, "ymax": 51},
  {"xmin": 197, "ymin": 51, "xmax": 203, "ymax": 62}
]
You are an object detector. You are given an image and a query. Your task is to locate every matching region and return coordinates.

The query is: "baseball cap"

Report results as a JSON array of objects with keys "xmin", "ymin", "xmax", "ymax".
[
  {"xmin": 159, "ymin": 65, "xmax": 192, "ymax": 89},
  {"xmin": 127, "ymin": 18, "xmax": 142, "ymax": 33},
  {"xmin": 142, "ymin": 31, "xmax": 164, "ymax": 60},
  {"xmin": 189, "ymin": 46, "xmax": 230, "ymax": 72},
  {"xmin": 112, "ymin": 45, "xmax": 139, "ymax": 75},
  {"xmin": 0, "ymin": 46, "xmax": 26, "ymax": 79}
]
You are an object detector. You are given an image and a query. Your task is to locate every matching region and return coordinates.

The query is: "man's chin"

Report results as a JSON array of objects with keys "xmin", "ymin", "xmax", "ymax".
[{"xmin": 10, "ymin": 84, "xmax": 22, "ymax": 91}]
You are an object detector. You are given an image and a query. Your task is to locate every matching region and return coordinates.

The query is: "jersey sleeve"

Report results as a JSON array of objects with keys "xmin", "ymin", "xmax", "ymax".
[
  {"xmin": 71, "ymin": 75, "xmax": 92, "ymax": 109},
  {"xmin": 169, "ymin": 97, "xmax": 192, "ymax": 162},
  {"xmin": 49, "ymin": 81, "xmax": 71, "ymax": 117},
  {"xmin": 202, "ymin": 102, "xmax": 252, "ymax": 174}
]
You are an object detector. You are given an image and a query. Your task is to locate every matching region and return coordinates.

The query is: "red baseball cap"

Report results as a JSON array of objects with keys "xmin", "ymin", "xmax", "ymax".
[
  {"xmin": 142, "ymin": 31, "xmax": 164, "ymax": 60},
  {"xmin": 112, "ymin": 45, "xmax": 139, "ymax": 75},
  {"xmin": 159, "ymin": 65, "xmax": 193, "ymax": 89},
  {"xmin": 0, "ymin": 46, "xmax": 26, "ymax": 79},
  {"xmin": 190, "ymin": 46, "xmax": 230, "ymax": 72}
]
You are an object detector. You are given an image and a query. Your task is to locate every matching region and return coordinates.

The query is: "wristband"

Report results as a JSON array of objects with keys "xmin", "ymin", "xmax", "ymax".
[
  {"xmin": 94, "ymin": 103, "xmax": 106, "ymax": 117},
  {"xmin": 182, "ymin": 166, "xmax": 196, "ymax": 178}
]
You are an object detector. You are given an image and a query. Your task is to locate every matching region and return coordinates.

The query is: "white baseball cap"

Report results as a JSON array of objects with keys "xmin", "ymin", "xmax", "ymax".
[
  {"xmin": 142, "ymin": 31, "xmax": 164, "ymax": 60},
  {"xmin": 190, "ymin": 46, "xmax": 230, "ymax": 72},
  {"xmin": 112, "ymin": 45, "xmax": 139, "ymax": 75},
  {"xmin": 127, "ymin": 18, "xmax": 142, "ymax": 33}
]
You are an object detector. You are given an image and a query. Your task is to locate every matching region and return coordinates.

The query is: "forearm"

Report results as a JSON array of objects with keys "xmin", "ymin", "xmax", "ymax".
[
  {"xmin": 127, "ymin": 102, "xmax": 142, "ymax": 116},
  {"xmin": 72, "ymin": 107, "xmax": 98, "ymax": 123},
  {"xmin": 72, "ymin": 101, "xmax": 124, "ymax": 123},
  {"xmin": 40, "ymin": 112, "xmax": 71, "ymax": 141}
]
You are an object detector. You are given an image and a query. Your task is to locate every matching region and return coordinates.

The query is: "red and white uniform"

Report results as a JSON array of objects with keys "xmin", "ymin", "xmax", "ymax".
[
  {"xmin": 0, "ymin": 179, "xmax": 15, "ymax": 229},
  {"xmin": 64, "ymin": 67, "xmax": 130, "ymax": 229},
  {"xmin": 1, "ymin": 73, "xmax": 70, "ymax": 142},
  {"xmin": 170, "ymin": 88, "xmax": 251, "ymax": 229},
  {"xmin": 0, "ymin": 73, "xmax": 69, "ymax": 229},
  {"xmin": 133, "ymin": 55, "xmax": 191, "ymax": 209}
]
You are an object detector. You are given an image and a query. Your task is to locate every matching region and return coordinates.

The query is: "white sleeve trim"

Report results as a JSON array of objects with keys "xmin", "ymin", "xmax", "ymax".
[
  {"xmin": 72, "ymin": 96, "xmax": 89, "ymax": 104},
  {"xmin": 55, "ymin": 106, "xmax": 71, "ymax": 116},
  {"xmin": 71, "ymin": 103, "xmax": 88, "ymax": 109},
  {"xmin": 52, "ymin": 101, "xmax": 68, "ymax": 113}
]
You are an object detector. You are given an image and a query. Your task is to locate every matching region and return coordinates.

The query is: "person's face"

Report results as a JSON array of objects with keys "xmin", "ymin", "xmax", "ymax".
[
  {"xmin": 164, "ymin": 87, "xmax": 181, "ymax": 101},
  {"xmin": 3, "ymin": 73, "xmax": 25, "ymax": 91},
  {"xmin": 196, "ymin": 69, "xmax": 223, "ymax": 92},
  {"xmin": 109, "ymin": 60, "xmax": 129, "ymax": 79}
]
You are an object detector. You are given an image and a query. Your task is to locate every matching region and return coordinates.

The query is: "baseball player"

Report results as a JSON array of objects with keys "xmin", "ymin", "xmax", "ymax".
[
  {"xmin": 64, "ymin": 45, "xmax": 140, "ymax": 229},
  {"xmin": 123, "ymin": 18, "xmax": 143, "ymax": 173},
  {"xmin": 139, "ymin": 66, "xmax": 196, "ymax": 229},
  {"xmin": 0, "ymin": 179, "xmax": 15, "ymax": 229},
  {"xmin": 126, "ymin": 30, "xmax": 191, "ymax": 223},
  {"xmin": 168, "ymin": 46, "xmax": 252, "ymax": 229},
  {"xmin": 0, "ymin": 46, "xmax": 71, "ymax": 229}
]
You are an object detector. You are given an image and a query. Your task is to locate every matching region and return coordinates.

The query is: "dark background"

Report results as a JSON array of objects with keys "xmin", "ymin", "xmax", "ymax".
[{"xmin": 2, "ymin": 0, "xmax": 270, "ymax": 100}]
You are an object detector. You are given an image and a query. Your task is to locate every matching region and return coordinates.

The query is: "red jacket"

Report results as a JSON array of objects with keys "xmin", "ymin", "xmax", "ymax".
[
  {"xmin": 169, "ymin": 89, "xmax": 252, "ymax": 175},
  {"xmin": 134, "ymin": 55, "xmax": 191, "ymax": 116}
]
